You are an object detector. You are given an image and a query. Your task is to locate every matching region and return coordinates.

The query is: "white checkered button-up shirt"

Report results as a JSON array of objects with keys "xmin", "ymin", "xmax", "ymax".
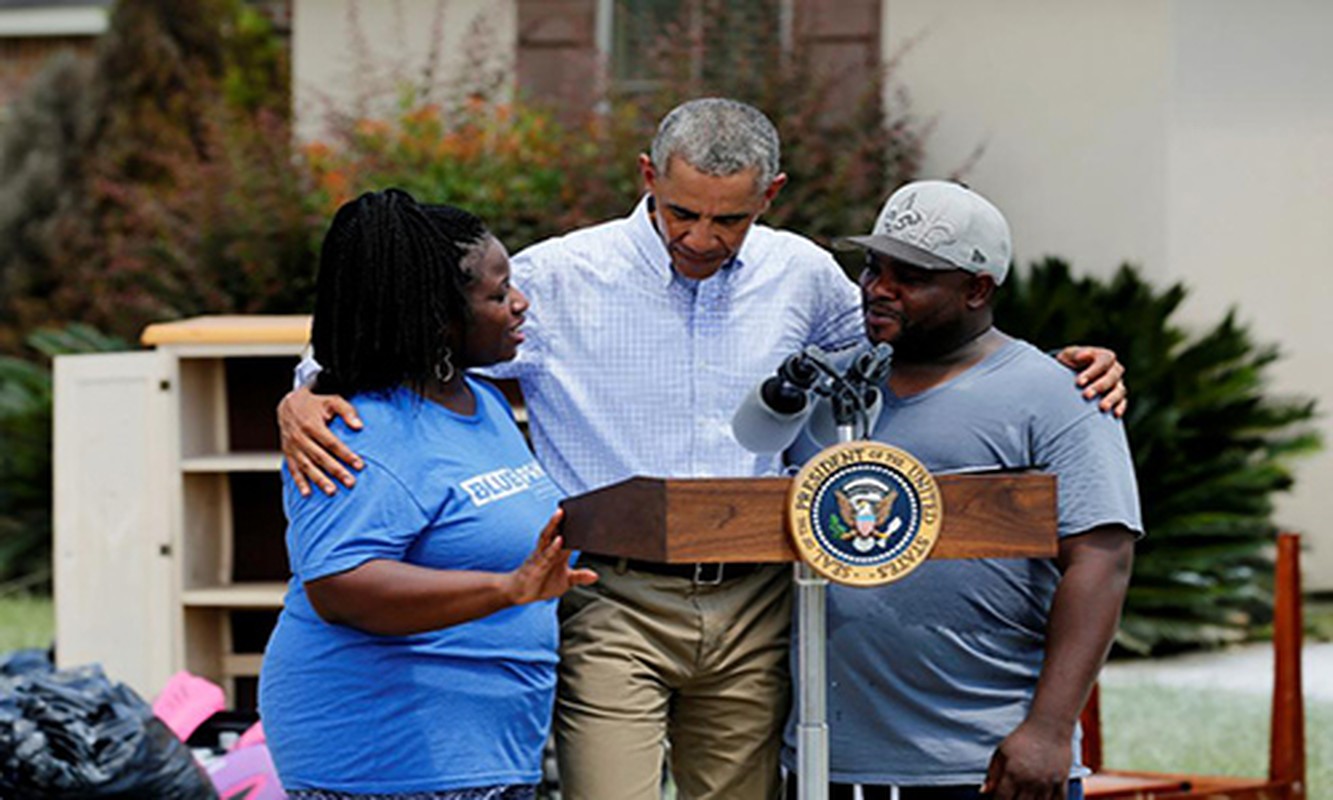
[{"xmin": 486, "ymin": 196, "xmax": 864, "ymax": 496}]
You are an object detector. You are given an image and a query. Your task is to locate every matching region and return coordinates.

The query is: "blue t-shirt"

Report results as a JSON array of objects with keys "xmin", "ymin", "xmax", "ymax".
[
  {"xmin": 783, "ymin": 335, "xmax": 1142, "ymax": 786},
  {"xmin": 259, "ymin": 378, "xmax": 562, "ymax": 793}
]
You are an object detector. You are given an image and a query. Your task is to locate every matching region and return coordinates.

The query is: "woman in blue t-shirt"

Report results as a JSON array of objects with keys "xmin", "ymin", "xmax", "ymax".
[{"xmin": 259, "ymin": 190, "xmax": 597, "ymax": 800}]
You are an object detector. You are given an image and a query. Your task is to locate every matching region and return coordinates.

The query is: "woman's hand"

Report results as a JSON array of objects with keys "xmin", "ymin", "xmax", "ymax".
[
  {"xmin": 506, "ymin": 509, "xmax": 599, "ymax": 605},
  {"xmin": 279, "ymin": 386, "xmax": 365, "ymax": 496},
  {"xmin": 307, "ymin": 509, "xmax": 598, "ymax": 636}
]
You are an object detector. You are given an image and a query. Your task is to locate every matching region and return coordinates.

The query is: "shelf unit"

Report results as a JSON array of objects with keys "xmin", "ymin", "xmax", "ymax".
[{"xmin": 55, "ymin": 316, "xmax": 312, "ymax": 708}]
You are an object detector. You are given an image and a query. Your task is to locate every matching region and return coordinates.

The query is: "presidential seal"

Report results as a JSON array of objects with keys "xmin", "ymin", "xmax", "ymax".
[{"xmin": 787, "ymin": 441, "xmax": 942, "ymax": 586}]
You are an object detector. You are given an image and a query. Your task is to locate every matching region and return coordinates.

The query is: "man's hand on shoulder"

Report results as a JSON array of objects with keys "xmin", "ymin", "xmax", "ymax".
[
  {"xmin": 278, "ymin": 386, "xmax": 365, "ymax": 496},
  {"xmin": 1056, "ymin": 345, "xmax": 1127, "ymax": 418}
]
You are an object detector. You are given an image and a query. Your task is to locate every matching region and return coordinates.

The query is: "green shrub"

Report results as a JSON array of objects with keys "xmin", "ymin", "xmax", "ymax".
[
  {"xmin": 304, "ymin": 95, "xmax": 647, "ymax": 252},
  {"xmin": 132, "ymin": 106, "xmax": 321, "ymax": 320},
  {"xmin": 0, "ymin": 356, "xmax": 51, "ymax": 591},
  {"xmin": 0, "ymin": 325, "xmax": 128, "ymax": 592},
  {"xmin": 995, "ymin": 259, "xmax": 1321, "ymax": 654}
]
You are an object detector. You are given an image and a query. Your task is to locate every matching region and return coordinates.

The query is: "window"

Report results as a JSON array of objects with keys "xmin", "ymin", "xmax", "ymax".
[{"xmin": 600, "ymin": 0, "xmax": 790, "ymax": 95}]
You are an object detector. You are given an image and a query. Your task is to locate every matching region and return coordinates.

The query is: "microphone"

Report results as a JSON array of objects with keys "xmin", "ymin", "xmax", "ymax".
[
  {"xmin": 815, "ymin": 343, "xmax": 892, "ymax": 444},
  {"xmin": 733, "ymin": 343, "xmax": 893, "ymax": 452},
  {"xmin": 731, "ymin": 349, "xmax": 823, "ymax": 453},
  {"xmin": 848, "ymin": 343, "xmax": 893, "ymax": 387},
  {"xmin": 763, "ymin": 351, "xmax": 820, "ymax": 413}
]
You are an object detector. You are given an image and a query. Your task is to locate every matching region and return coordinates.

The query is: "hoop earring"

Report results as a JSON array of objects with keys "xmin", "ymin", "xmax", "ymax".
[{"xmin": 433, "ymin": 347, "xmax": 456, "ymax": 384}]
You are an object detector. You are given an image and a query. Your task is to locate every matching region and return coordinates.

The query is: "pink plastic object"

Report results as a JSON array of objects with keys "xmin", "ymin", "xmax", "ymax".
[
  {"xmin": 152, "ymin": 671, "xmax": 226, "ymax": 741},
  {"xmin": 233, "ymin": 720, "xmax": 267, "ymax": 751},
  {"xmin": 208, "ymin": 743, "xmax": 287, "ymax": 800}
]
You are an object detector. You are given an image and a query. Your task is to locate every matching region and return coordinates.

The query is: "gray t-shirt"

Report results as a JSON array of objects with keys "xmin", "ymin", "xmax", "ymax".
[{"xmin": 782, "ymin": 334, "xmax": 1142, "ymax": 786}]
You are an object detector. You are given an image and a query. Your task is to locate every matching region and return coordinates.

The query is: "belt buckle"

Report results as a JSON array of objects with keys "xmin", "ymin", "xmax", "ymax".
[{"xmin": 693, "ymin": 562, "xmax": 724, "ymax": 585}]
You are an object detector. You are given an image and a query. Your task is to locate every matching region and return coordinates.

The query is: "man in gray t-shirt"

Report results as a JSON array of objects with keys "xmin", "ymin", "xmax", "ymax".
[{"xmin": 784, "ymin": 181, "xmax": 1141, "ymax": 799}]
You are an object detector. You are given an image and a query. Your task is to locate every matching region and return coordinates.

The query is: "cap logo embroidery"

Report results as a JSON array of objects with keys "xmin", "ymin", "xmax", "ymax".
[
  {"xmin": 879, "ymin": 192, "xmax": 919, "ymax": 236},
  {"xmin": 918, "ymin": 224, "xmax": 957, "ymax": 250}
]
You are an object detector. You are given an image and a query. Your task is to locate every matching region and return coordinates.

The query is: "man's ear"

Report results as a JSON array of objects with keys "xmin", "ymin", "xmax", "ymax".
[
  {"xmin": 639, "ymin": 153, "xmax": 657, "ymax": 193},
  {"xmin": 758, "ymin": 172, "xmax": 788, "ymax": 214},
  {"xmin": 966, "ymin": 274, "xmax": 998, "ymax": 309}
]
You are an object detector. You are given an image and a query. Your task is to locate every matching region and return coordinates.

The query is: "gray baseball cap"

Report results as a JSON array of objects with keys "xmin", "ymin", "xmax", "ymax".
[{"xmin": 842, "ymin": 180, "xmax": 1013, "ymax": 284}]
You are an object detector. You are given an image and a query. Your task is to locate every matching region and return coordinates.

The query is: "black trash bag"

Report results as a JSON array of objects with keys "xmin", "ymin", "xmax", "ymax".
[
  {"xmin": 0, "ymin": 649, "xmax": 53, "ymax": 680},
  {"xmin": 0, "ymin": 663, "xmax": 217, "ymax": 799}
]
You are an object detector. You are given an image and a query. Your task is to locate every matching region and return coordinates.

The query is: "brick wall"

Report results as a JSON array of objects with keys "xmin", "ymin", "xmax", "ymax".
[
  {"xmin": 0, "ymin": 36, "xmax": 96, "ymax": 108},
  {"xmin": 516, "ymin": 0, "xmax": 599, "ymax": 113},
  {"xmin": 794, "ymin": 0, "xmax": 881, "ymax": 110}
]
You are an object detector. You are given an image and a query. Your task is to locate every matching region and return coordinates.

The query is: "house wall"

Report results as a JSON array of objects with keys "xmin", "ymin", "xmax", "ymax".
[
  {"xmin": 883, "ymin": 0, "xmax": 1333, "ymax": 588},
  {"xmin": 291, "ymin": 0, "xmax": 516, "ymax": 140}
]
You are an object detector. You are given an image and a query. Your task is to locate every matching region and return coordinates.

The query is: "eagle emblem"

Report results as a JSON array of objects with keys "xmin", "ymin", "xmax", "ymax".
[
  {"xmin": 789, "ymin": 442, "xmax": 942, "ymax": 586},
  {"xmin": 835, "ymin": 487, "xmax": 902, "ymax": 552}
]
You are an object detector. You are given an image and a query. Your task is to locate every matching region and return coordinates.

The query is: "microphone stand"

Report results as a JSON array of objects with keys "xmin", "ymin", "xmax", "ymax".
[{"xmin": 794, "ymin": 349, "xmax": 885, "ymax": 800}]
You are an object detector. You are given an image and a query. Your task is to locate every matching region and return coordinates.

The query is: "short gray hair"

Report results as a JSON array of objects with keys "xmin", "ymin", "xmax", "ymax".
[{"xmin": 650, "ymin": 98, "xmax": 781, "ymax": 191}]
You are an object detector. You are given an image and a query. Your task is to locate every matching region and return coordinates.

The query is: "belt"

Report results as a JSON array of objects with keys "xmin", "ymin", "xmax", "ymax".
[
  {"xmin": 585, "ymin": 556, "xmax": 766, "ymax": 585},
  {"xmin": 787, "ymin": 778, "xmax": 1083, "ymax": 800}
]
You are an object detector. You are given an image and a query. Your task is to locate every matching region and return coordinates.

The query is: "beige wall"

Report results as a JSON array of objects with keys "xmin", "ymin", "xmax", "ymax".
[
  {"xmin": 1165, "ymin": 0, "xmax": 1333, "ymax": 587},
  {"xmin": 884, "ymin": 0, "xmax": 1333, "ymax": 588},
  {"xmin": 291, "ymin": 0, "xmax": 516, "ymax": 140}
]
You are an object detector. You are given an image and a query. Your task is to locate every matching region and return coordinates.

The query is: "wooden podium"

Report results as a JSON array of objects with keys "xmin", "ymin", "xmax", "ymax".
[
  {"xmin": 560, "ymin": 469, "xmax": 1059, "ymax": 800},
  {"xmin": 561, "ymin": 471, "xmax": 1059, "ymax": 563}
]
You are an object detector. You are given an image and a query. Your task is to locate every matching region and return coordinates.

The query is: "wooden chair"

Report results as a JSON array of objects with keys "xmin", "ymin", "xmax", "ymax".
[{"xmin": 1080, "ymin": 532, "xmax": 1307, "ymax": 799}]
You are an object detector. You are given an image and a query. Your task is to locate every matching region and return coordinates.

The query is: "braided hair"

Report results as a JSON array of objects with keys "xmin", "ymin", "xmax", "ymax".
[{"xmin": 310, "ymin": 189, "xmax": 490, "ymax": 397}]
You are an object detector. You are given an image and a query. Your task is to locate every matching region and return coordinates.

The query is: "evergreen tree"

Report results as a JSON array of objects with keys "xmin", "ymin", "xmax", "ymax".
[
  {"xmin": 0, "ymin": 53, "xmax": 96, "ymax": 353},
  {"xmin": 995, "ymin": 259, "xmax": 1321, "ymax": 654},
  {"xmin": 0, "ymin": 0, "xmax": 306, "ymax": 351}
]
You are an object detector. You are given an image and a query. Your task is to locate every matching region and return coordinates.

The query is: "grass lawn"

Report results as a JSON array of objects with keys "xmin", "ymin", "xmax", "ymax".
[
  {"xmin": 1306, "ymin": 595, "xmax": 1333, "ymax": 642},
  {"xmin": 0, "ymin": 593, "xmax": 54, "ymax": 655},
  {"xmin": 1099, "ymin": 681, "xmax": 1331, "ymax": 797}
]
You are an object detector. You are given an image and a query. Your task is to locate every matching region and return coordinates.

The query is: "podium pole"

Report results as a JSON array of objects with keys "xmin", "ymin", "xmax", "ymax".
[
  {"xmin": 796, "ymin": 421, "xmax": 861, "ymax": 800},
  {"xmin": 795, "ymin": 561, "xmax": 828, "ymax": 800}
]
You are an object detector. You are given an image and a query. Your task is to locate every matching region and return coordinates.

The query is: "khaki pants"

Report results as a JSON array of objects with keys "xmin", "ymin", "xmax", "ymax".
[{"xmin": 555, "ymin": 562, "xmax": 792, "ymax": 800}]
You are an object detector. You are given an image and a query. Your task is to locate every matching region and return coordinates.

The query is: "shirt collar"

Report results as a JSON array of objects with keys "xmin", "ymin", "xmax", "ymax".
[{"xmin": 628, "ymin": 195, "xmax": 749, "ymax": 288}]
